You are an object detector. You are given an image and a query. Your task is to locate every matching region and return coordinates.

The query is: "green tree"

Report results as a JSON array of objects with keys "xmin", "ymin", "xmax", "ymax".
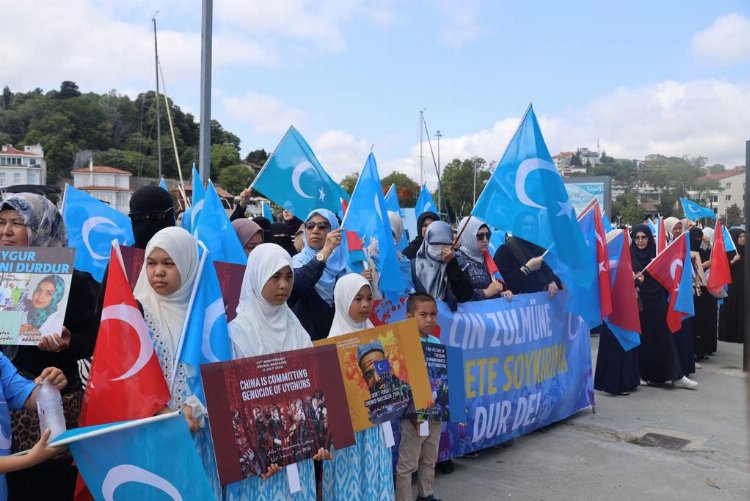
[
  {"xmin": 441, "ymin": 157, "xmax": 491, "ymax": 220},
  {"xmin": 1, "ymin": 86, "xmax": 10, "ymax": 110},
  {"xmin": 707, "ymin": 164, "xmax": 726, "ymax": 174},
  {"xmin": 611, "ymin": 191, "xmax": 644, "ymax": 226},
  {"xmin": 570, "ymin": 151, "xmax": 582, "ymax": 167},
  {"xmin": 380, "ymin": 171, "xmax": 419, "ymax": 207},
  {"xmin": 211, "ymin": 143, "xmax": 241, "ymax": 172},
  {"xmin": 218, "ymin": 165, "xmax": 255, "ymax": 196},
  {"xmin": 725, "ymin": 204, "xmax": 742, "ymax": 227},
  {"xmin": 245, "ymin": 149, "xmax": 269, "ymax": 165},
  {"xmin": 58, "ymin": 81, "xmax": 81, "ymax": 99},
  {"xmin": 340, "ymin": 172, "xmax": 359, "ymax": 195},
  {"xmin": 93, "ymin": 149, "xmax": 143, "ymax": 174}
]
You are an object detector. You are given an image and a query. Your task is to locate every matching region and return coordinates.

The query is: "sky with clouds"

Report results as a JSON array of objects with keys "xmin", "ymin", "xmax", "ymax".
[{"xmin": 2, "ymin": 0, "xmax": 749, "ymax": 188}]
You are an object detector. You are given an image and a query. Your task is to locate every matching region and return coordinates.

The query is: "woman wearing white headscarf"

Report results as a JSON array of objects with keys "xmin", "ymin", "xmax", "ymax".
[
  {"xmin": 412, "ymin": 221, "xmax": 473, "ymax": 310},
  {"xmin": 289, "ymin": 208, "xmax": 349, "ymax": 340},
  {"xmin": 226, "ymin": 243, "xmax": 324, "ymax": 501},
  {"xmin": 323, "ymin": 273, "xmax": 394, "ymax": 501},
  {"xmin": 455, "ymin": 216, "xmax": 512, "ymax": 301},
  {"xmin": 663, "ymin": 217, "xmax": 682, "ymax": 242},
  {"xmin": 133, "ymin": 226, "xmax": 221, "ymax": 497}
]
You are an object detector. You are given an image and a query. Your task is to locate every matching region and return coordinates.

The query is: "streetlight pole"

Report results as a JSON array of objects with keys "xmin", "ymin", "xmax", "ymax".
[
  {"xmin": 198, "ymin": 0, "xmax": 213, "ymax": 184},
  {"xmin": 436, "ymin": 130, "xmax": 442, "ymax": 214},
  {"xmin": 152, "ymin": 13, "xmax": 162, "ymax": 179}
]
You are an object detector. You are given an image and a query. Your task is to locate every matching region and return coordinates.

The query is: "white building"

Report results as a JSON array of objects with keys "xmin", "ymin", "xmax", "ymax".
[
  {"xmin": 72, "ymin": 159, "xmax": 132, "ymax": 213},
  {"xmin": 0, "ymin": 144, "xmax": 47, "ymax": 187},
  {"xmin": 697, "ymin": 167, "xmax": 745, "ymax": 219}
]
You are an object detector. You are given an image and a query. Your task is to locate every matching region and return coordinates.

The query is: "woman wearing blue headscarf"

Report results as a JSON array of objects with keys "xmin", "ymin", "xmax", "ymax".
[{"xmin": 289, "ymin": 209, "xmax": 349, "ymax": 340}]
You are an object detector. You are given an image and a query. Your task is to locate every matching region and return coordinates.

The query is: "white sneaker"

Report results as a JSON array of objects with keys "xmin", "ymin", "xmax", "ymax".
[{"xmin": 673, "ymin": 376, "xmax": 698, "ymax": 390}]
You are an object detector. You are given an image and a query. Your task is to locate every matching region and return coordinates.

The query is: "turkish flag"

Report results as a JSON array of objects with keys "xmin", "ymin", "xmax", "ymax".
[
  {"xmin": 592, "ymin": 203, "xmax": 613, "ymax": 319},
  {"xmin": 607, "ymin": 232, "xmax": 641, "ymax": 334},
  {"xmin": 75, "ymin": 244, "xmax": 170, "ymax": 500},
  {"xmin": 79, "ymin": 245, "xmax": 170, "ymax": 425},
  {"xmin": 644, "ymin": 232, "xmax": 688, "ymax": 332},
  {"xmin": 656, "ymin": 216, "xmax": 668, "ymax": 253},
  {"xmin": 707, "ymin": 219, "xmax": 732, "ymax": 295}
]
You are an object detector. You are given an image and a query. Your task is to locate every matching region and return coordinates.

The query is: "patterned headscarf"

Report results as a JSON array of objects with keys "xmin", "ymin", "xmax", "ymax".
[
  {"xmin": 1, "ymin": 193, "xmax": 67, "ymax": 247},
  {"xmin": 25, "ymin": 275, "xmax": 66, "ymax": 328}
]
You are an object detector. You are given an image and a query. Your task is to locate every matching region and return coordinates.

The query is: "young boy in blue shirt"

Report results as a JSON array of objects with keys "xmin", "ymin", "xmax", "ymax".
[{"xmin": 395, "ymin": 292, "xmax": 443, "ymax": 501}]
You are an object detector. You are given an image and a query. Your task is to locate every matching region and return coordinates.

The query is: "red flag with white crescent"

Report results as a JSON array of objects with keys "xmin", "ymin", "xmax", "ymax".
[
  {"xmin": 707, "ymin": 219, "xmax": 732, "ymax": 295},
  {"xmin": 644, "ymin": 232, "xmax": 688, "ymax": 332}
]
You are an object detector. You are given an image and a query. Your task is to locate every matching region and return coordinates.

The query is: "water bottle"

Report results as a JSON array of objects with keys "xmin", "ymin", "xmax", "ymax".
[{"xmin": 36, "ymin": 379, "xmax": 66, "ymax": 441}]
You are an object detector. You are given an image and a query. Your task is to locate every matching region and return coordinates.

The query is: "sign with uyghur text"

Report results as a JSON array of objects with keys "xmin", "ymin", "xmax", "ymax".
[{"xmin": 0, "ymin": 247, "xmax": 75, "ymax": 345}]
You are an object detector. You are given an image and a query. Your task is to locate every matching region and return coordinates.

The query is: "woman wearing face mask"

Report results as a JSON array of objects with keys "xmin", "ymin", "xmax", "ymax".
[
  {"xmin": 133, "ymin": 227, "xmax": 221, "ymax": 498},
  {"xmin": 455, "ymin": 216, "xmax": 512, "ymax": 302},
  {"xmin": 288, "ymin": 209, "xmax": 349, "ymax": 340},
  {"xmin": 403, "ymin": 211, "xmax": 439, "ymax": 260},
  {"xmin": 322, "ymin": 273, "xmax": 395, "ymax": 501},
  {"xmin": 0, "ymin": 193, "xmax": 101, "ymax": 500},
  {"xmin": 412, "ymin": 221, "xmax": 473, "ymax": 311},
  {"xmin": 719, "ymin": 228, "xmax": 745, "ymax": 343},
  {"xmin": 631, "ymin": 224, "xmax": 697, "ymax": 389},
  {"xmin": 227, "ymin": 243, "xmax": 330, "ymax": 501}
]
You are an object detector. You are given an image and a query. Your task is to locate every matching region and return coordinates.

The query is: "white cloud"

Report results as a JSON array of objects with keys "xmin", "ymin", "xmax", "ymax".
[
  {"xmin": 313, "ymin": 130, "xmax": 371, "ymax": 180},
  {"xmin": 691, "ymin": 13, "xmax": 750, "ymax": 64},
  {"xmin": 437, "ymin": 0, "xmax": 485, "ymax": 48},
  {"xmin": 222, "ymin": 92, "xmax": 307, "ymax": 135}
]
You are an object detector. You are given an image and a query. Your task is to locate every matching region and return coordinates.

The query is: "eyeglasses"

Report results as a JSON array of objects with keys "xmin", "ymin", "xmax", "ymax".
[
  {"xmin": 129, "ymin": 208, "xmax": 174, "ymax": 223},
  {"xmin": 476, "ymin": 231, "xmax": 492, "ymax": 241},
  {"xmin": 305, "ymin": 221, "xmax": 331, "ymax": 231}
]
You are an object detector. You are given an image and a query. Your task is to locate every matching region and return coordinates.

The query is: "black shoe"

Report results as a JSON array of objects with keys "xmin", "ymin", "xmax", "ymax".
[
  {"xmin": 417, "ymin": 496, "xmax": 442, "ymax": 501},
  {"xmin": 435, "ymin": 459, "xmax": 454, "ymax": 474}
]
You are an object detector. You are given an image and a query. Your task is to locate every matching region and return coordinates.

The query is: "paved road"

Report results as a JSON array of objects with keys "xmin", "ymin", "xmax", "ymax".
[{"xmin": 426, "ymin": 338, "xmax": 749, "ymax": 501}]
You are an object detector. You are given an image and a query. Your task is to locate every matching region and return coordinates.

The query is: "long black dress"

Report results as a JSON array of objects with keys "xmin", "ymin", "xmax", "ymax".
[
  {"xmin": 693, "ymin": 244, "xmax": 718, "ymax": 358},
  {"xmin": 719, "ymin": 229, "xmax": 745, "ymax": 343},
  {"xmin": 594, "ymin": 323, "xmax": 640, "ymax": 394},
  {"xmin": 631, "ymin": 225, "xmax": 683, "ymax": 384}
]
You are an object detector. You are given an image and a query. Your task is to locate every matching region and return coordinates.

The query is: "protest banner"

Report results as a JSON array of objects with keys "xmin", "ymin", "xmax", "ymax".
[
  {"xmin": 201, "ymin": 345, "xmax": 355, "ymax": 486},
  {"xmin": 0, "ymin": 247, "xmax": 75, "ymax": 345},
  {"xmin": 371, "ymin": 291, "xmax": 594, "ymax": 459},
  {"xmin": 314, "ymin": 319, "xmax": 433, "ymax": 432}
]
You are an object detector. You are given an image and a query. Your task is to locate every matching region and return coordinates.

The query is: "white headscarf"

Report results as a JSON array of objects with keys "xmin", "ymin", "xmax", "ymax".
[
  {"xmin": 702, "ymin": 227, "xmax": 715, "ymax": 245},
  {"xmin": 134, "ymin": 227, "xmax": 199, "ymax": 353},
  {"xmin": 329, "ymin": 273, "xmax": 374, "ymax": 338},
  {"xmin": 664, "ymin": 217, "xmax": 681, "ymax": 242},
  {"xmin": 229, "ymin": 243, "xmax": 312, "ymax": 357},
  {"xmin": 458, "ymin": 216, "xmax": 487, "ymax": 263}
]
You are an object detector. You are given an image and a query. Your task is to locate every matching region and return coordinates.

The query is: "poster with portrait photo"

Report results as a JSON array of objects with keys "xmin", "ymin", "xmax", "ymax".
[
  {"xmin": 314, "ymin": 319, "xmax": 433, "ymax": 432},
  {"xmin": 414, "ymin": 343, "xmax": 466, "ymax": 423},
  {"xmin": 0, "ymin": 247, "xmax": 75, "ymax": 345},
  {"xmin": 201, "ymin": 345, "xmax": 355, "ymax": 486}
]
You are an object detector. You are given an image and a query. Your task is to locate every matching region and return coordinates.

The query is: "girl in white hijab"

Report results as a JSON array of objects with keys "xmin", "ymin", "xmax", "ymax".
[
  {"xmin": 133, "ymin": 227, "xmax": 221, "ymax": 498},
  {"xmin": 225, "ymin": 243, "xmax": 328, "ymax": 501},
  {"xmin": 323, "ymin": 273, "xmax": 394, "ymax": 501}
]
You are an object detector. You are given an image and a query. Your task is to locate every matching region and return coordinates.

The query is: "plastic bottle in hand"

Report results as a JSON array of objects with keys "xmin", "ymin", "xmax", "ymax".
[{"xmin": 36, "ymin": 379, "xmax": 66, "ymax": 441}]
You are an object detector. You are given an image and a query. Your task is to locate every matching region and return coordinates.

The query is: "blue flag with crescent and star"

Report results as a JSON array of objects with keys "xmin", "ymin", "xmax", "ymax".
[
  {"xmin": 62, "ymin": 184, "xmax": 135, "ymax": 282},
  {"xmin": 181, "ymin": 165, "xmax": 207, "ymax": 233},
  {"xmin": 342, "ymin": 153, "xmax": 405, "ymax": 298},
  {"xmin": 472, "ymin": 105, "xmax": 593, "ymax": 287},
  {"xmin": 414, "ymin": 183, "xmax": 438, "ymax": 217},
  {"xmin": 251, "ymin": 126, "xmax": 349, "ymax": 217},
  {"xmin": 193, "ymin": 182, "xmax": 247, "ymax": 265},
  {"xmin": 56, "ymin": 413, "xmax": 213, "ymax": 501},
  {"xmin": 384, "ymin": 183, "xmax": 409, "ymax": 251},
  {"xmin": 175, "ymin": 245, "xmax": 233, "ymax": 406},
  {"xmin": 680, "ymin": 197, "xmax": 716, "ymax": 220}
]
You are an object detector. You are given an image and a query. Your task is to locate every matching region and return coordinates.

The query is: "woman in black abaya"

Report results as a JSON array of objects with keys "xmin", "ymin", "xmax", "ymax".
[
  {"xmin": 691, "ymin": 227, "xmax": 717, "ymax": 359},
  {"xmin": 719, "ymin": 228, "xmax": 745, "ymax": 343},
  {"xmin": 631, "ymin": 224, "xmax": 697, "ymax": 389}
]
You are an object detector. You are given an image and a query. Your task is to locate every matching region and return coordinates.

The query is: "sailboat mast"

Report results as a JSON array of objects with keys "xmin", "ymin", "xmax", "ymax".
[{"xmin": 152, "ymin": 13, "xmax": 163, "ymax": 179}]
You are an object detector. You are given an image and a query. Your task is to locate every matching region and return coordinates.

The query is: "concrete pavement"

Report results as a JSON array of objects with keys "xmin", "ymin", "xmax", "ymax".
[{"xmin": 427, "ymin": 338, "xmax": 749, "ymax": 500}]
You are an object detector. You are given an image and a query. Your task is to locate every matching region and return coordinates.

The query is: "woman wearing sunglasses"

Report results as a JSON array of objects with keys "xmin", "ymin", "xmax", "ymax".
[
  {"xmin": 455, "ymin": 216, "xmax": 512, "ymax": 301},
  {"xmin": 288, "ymin": 209, "xmax": 350, "ymax": 340}
]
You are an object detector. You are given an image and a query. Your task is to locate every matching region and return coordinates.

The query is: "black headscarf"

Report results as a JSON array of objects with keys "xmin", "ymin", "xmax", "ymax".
[
  {"xmin": 630, "ymin": 224, "xmax": 655, "ymax": 273},
  {"xmin": 252, "ymin": 216, "xmax": 273, "ymax": 244},
  {"xmin": 271, "ymin": 222, "xmax": 297, "ymax": 256},
  {"xmin": 688, "ymin": 227, "xmax": 703, "ymax": 252},
  {"xmin": 416, "ymin": 211, "xmax": 440, "ymax": 237},
  {"xmin": 505, "ymin": 236, "xmax": 557, "ymax": 285},
  {"xmin": 283, "ymin": 214, "xmax": 303, "ymax": 237},
  {"xmin": 129, "ymin": 185, "xmax": 175, "ymax": 249},
  {"xmin": 730, "ymin": 228, "xmax": 745, "ymax": 257}
]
